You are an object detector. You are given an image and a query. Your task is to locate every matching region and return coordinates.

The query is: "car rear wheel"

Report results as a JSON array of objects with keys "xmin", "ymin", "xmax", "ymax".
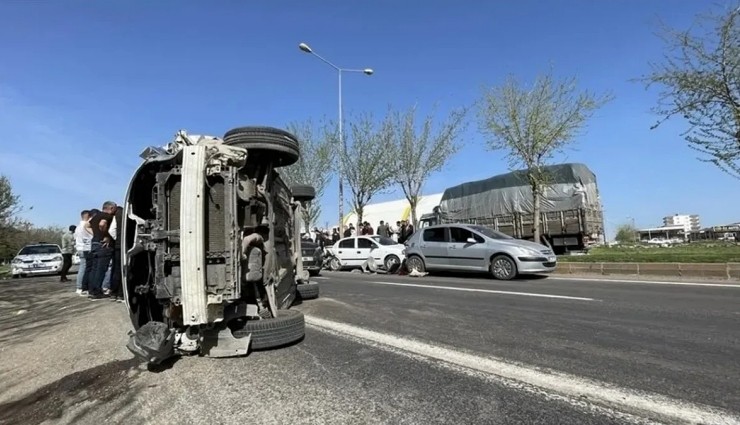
[
  {"xmin": 406, "ymin": 255, "xmax": 425, "ymax": 273},
  {"xmin": 490, "ymin": 255, "xmax": 517, "ymax": 280},
  {"xmin": 231, "ymin": 309, "xmax": 305, "ymax": 350},
  {"xmin": 223, "ymin": 126, "xmax": 299, "ymax": 167}
]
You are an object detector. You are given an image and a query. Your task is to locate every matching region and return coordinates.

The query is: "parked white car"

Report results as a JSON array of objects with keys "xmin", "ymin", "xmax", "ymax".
[
  {"xmin": 328, "ymin": 236, "xmax": 406, "ymax": 270},
  {"xmin": 11, "ymin": 244, "xmax": 64, "ymax": 278}
]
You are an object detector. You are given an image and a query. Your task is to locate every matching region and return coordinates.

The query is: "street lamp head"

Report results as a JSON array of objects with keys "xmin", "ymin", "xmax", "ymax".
[
  {"xmin": 363, "ymin": 68, "xmax": 374, "ymax": 75},
  {"xmin": 298, "ymin": 43, "xmax": 313, "ymax": 54}
]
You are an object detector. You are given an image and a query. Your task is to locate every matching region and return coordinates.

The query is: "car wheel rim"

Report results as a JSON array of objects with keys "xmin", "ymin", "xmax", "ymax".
[
  {"xmin": 385, "ymin": 256, "xmax": 398, "ymax": 268},
  {"xmin": 408, "ymin": 258, "xmax": 422, "ymax": 271},
  {"xmin": 492, "ymin": 259, "xmax": 512, "ymax": 278}
]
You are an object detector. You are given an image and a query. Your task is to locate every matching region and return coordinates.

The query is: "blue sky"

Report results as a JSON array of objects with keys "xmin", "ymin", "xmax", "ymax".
[{"xmin": 1, "ymin": 0, "xmax": 737, "ymax": 235}]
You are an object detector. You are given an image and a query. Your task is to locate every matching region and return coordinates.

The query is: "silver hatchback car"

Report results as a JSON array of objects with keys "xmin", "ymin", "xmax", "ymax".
[{"xmin": 404, "ymin": 224, "xmax": 557, "ymax": 280}]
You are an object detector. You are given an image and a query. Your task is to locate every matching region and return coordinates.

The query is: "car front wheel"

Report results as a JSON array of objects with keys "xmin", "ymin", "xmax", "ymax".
[
  {"xmin": 490, "ymin": 255, "xmax": 517, "ymax": 280},
  {"xmin": 406, "ymin": 255, "xmax": 425, "ymax": 273}
]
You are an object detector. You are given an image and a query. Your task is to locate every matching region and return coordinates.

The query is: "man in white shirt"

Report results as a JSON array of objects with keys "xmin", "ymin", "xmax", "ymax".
[{"xmin": 74, "ymin": 210, "xmax": 93, "ymax": 295}]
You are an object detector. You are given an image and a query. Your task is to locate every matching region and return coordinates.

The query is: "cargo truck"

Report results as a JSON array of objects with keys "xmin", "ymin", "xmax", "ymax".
[{"xmin": 419, "ymin": 163, "xmax": 605, "ymax": 254}]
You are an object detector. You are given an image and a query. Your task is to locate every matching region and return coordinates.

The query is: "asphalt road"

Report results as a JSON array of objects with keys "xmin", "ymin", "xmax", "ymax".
[{"xmin": 0, "ymin": 272, "xmax": 738, "ymax": 425}]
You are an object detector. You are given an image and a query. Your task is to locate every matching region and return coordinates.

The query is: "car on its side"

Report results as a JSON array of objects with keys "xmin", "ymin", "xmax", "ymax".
[
  {"xmin": 300, "ymin": 239, "xmax": 323, "ymax": 276},
  {"xmin": 404, "ymin": 223, "xmax": 556, "ymax": 280},
  {"xmin": 11, "ymin": 244, "xmax": 64, "ymax": 278},
  {"xmin": 327, "ymin": 235, "xmax": 405, "ymax": 270}
]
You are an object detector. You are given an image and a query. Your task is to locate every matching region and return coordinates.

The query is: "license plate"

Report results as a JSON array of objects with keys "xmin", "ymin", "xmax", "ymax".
[
  {"xmin": 32, "ymin": 263, "xmax": 43, "ymax": 269},
  {"xmin": 302, "ymin": 257, "xmax": 313, "ymax": 262}
]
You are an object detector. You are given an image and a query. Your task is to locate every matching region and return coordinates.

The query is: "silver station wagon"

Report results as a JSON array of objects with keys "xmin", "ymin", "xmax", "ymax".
[{"xmin": 404, "ymin": 224, "xmax": 556, "ymax": 280}]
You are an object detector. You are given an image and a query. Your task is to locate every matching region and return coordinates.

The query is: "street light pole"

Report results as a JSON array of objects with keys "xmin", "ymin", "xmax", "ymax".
[{"xmin": 298, "ymin": 42, "xmax": 373, "ymax": 234}]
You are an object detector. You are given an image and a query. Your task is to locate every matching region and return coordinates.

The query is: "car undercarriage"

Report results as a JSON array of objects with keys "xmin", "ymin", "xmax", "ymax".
[{"xmin": 122, "ymin": 127, "xmax": 317, "ymax": 363}]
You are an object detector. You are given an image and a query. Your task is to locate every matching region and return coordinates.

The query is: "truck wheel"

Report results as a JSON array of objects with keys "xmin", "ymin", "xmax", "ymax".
[
  {"xmin": 232, "ymin": 309, "xmax": 305, "ymax": 350},
  {"xmin": 223, "ymin": 126, "xmax": 300, "ymax": 167},
  {"xmin": 291, "ymin": 184, "xmax": 316, "ymax": 202},
  {"xmin": 296, "ymin": 282, "xmax": 320, "ymax": 300},
  {"xmin": 407, "ymin": 255, "xmax": 425, "ymax": 273},
  {"xmin": 490, "ymin": 255, "xmax": 517, "ymax": 280}
]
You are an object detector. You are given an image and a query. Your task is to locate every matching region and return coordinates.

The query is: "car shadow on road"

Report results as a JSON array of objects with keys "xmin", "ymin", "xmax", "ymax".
[
  {"xmin": 0, "ymin": 279, "xmax": 101, "ymax": 346},
  {"xmin": 0, "ymin": 357, "xmax": 145, "ymax": 425}
]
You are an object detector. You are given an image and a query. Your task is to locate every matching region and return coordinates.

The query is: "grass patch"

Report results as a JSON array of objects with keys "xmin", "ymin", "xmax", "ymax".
[
  {"xmin": 0, "ymin": 264, "xmax": 10, "ymax": 279},
  {"xmin": 559, "ymin": 243, "xmax": 740, "ymax": 263}
]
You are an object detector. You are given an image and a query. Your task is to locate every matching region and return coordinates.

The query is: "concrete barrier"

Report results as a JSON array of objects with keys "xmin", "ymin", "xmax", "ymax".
[{"xmin": 555, "ymin": 262, "xmax": 739, "ymax": 281}]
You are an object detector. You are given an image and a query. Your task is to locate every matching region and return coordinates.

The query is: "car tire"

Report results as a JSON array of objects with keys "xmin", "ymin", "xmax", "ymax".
[
  {"xmin": 291, "ymin": 184, "xmax": 316, "ymax": 202},
  {"xmin": 406, "ymin": 255, "xmax": 425, "ymax": 273},
  {"xmin": 490, "ymin": 255, "xmax": 517, "ymax": 280},
  {"xmin": 232, "ymin": 309, "xmax": 305, "ymax": 350},
  {"xmin": 329, "ymin": 257, "xmax": 341, "ymax": 271},
  {"xmin": 296, "ymin": 282, "xmax": 320, "ymax": 300},
  {"xmin": 384, "ymin": 254, "xmax": 400, "ymax": 270},
  {"xmin": 308, "ymin": 269, "xmax": 320, "ymax": 277},
  {"xmin": 223, "ymin": 126, "xmax": 299, "ymax": 167},
  {"xmin": 11, "ymin": 274, "xmax": 19, "ymax": 279}
]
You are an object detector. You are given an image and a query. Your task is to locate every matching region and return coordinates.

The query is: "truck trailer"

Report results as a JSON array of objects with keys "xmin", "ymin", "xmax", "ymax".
[{"xmin": 419, "ymin": 163, "xmax": 604, "ymax": 254}]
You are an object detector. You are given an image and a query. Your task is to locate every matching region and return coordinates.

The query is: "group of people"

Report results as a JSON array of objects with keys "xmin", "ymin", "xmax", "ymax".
[
  {"xmin": 62, "ymin": 201, "xmax": 124, "ymax": 301},
  {"xmin": 306, "ymin": 219, "xmax": 417, "ymax": 247}
]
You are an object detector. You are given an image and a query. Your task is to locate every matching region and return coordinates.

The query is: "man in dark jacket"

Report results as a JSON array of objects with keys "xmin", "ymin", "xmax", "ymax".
[{"xmin": 377, "ymin": 221, "xmax": 389, "ymax": 238}]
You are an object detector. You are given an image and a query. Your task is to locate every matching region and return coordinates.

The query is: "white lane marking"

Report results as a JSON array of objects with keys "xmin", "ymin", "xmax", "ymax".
[
  {"xmin": 306, "ymin": 316, "xmax": 740, "ymax": 425},
  {"xmin": 363, "ymin": 280, "xmax": 598, "ymax": 302},
  {"xmin": 549, "ymin": 276, "xmax": 740, "ymax": 288},
  {"xmin": 312, "ymin": 277, "xmax": 329, "ymax": 280}
]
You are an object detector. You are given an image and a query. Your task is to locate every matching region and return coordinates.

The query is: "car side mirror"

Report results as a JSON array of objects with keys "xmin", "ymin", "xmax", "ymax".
[{"xmin": 466, "ymin": 237, "xmax": 477, "ymax": 244}]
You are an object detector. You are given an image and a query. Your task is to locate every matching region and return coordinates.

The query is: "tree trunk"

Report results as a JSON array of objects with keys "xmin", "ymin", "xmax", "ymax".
[
  {"xmin": 409, "ymin": 198, "xmax": 418, "ymax": 228},
  {"xmin": 532, "ymin": 184, "xmax": 542, "ymax": 244},
  {"xmin": 356, "ymin": 205, "xmax": 364, "ymax": 230}
]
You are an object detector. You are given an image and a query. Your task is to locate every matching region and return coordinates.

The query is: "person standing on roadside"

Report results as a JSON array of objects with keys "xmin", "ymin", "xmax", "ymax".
[
  {"xmin": 377, "ymin": 220, "xmax": 389, "ymax": 238},
  {"xmin": 60, "ymin": 225, "xmax": 76, "ymax": 282},
  {"xmin": 88, "ymin": 201, "xmax": 117, "ymax": 299},
  {"xmin": 331, "ymin": 228, "xmax": 340, "ymax": 243},
  {"xmin": 74, "ymin": 210, "xmax": 92, "ymax": 295},
  {"xmin": 107, "ymin": 205, "xmax": 124, "ymax": 301}
]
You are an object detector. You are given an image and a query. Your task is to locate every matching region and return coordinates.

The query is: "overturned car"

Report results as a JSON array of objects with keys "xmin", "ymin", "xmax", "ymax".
[{"xmin": 122, "ymin": 127, "xmax": 318, "ymax": 363}]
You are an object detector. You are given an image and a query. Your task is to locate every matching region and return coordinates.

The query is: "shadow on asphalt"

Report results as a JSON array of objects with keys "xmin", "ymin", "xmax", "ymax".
[
  {"xmin": 327, "ymin": 269, "xmax": 550, "ymax": 282},
  {"xmin": 0, "ymin": 357, "xmax": 144, "ymax": 425},
  {"xmin": 0, "ymin": 278, "xmax": 100, "ymax": 346}
]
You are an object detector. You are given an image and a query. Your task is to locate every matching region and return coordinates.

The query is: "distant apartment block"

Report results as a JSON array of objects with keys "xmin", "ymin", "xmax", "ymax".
[{"xmin": 662, "ymin": 214, "xmax": 701, "ymax": 232}]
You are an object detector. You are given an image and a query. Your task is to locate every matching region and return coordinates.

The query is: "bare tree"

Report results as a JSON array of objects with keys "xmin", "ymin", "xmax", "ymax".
[
  {"xmin": 281, "ymin": 120, "xmax": 334, "ymax": 231},
  {"xmin": 341, "ymin": 114, "xmax": 396, "ymax": 227},
  {"xmin": 390, "ymin": 106, "xmax": 467, "ymax": 226},
  {"xmin": 478, "ymin": 71, "xmax": 611, "ymax": 243},
  {"xmin": 641, "ymin": 5, "xmax": 740, "ymax": 177},
  {"xmin": 0, "ymin": 175, "xmax": 21, "ymax": 261}
]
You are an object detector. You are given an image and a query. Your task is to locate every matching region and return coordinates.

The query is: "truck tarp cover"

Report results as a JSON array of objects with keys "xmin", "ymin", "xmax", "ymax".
[{"xmin": 439, "ymin": 163, "xmax": 600, "ymax": 221}]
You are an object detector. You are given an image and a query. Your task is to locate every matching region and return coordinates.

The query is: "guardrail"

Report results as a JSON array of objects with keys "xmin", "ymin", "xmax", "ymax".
[{"xmin": 554, "ymin": 262, "xmax": 740, "ymax": 281}]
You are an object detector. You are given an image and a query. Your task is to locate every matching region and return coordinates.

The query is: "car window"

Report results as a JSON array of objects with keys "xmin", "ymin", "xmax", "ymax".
[
  {"xmin": 338, "ymin": 239, "xmax": 354, "ymax": 249},
  {"xmin": 18, "ymin": 245, "xmax": 61, "ymax": 255},
  {"xmin": 423, "ymin": 228, "xmax": 447, "ymax": 242},
  {"xmin": 357, "ymin": 238, "xmax": 377, "ymax": 249},
  {"xmin": 370, "ymin": 236, "xmax": 397, "ymax": 246},
  {"xmin": 469, "ymin": 225, "xmax": 513, "ymax": 240},
  {"xmin": 449, "ymin": 227, "xmax": 483, "ymax": 243}
]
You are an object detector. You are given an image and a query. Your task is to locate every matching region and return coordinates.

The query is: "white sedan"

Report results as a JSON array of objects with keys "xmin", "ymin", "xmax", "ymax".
[{"xmin": 328, "ymin": 236, "xmax": 406, "ymax": 270}]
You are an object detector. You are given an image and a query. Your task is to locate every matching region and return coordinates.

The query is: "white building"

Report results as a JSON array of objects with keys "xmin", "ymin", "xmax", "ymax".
[
  {"xmin": 343, "ymin": 193, "xmax": 444, "ymax": 228},
  {"xmin": 662, "ymin": 214, "xmax": 701, "ymax": 233}
]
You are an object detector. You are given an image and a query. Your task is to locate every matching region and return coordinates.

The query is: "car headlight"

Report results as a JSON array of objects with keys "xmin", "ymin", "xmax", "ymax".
[
  {"xmin": 517, "ymin": 247, "xmax": 542, "ymax": 256},
  {"xmin": 53, "ymin": 255, "xmax": 63, "ymax": 262},
  {"xmin": 11, "ymin": 257, "xmax": 22, "ymax": 264}
]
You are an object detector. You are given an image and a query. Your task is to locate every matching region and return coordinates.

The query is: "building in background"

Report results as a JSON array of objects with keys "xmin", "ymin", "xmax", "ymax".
[{"xmin": 662, "ymin": 214, "xmax": 700, "ymax": 233}]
